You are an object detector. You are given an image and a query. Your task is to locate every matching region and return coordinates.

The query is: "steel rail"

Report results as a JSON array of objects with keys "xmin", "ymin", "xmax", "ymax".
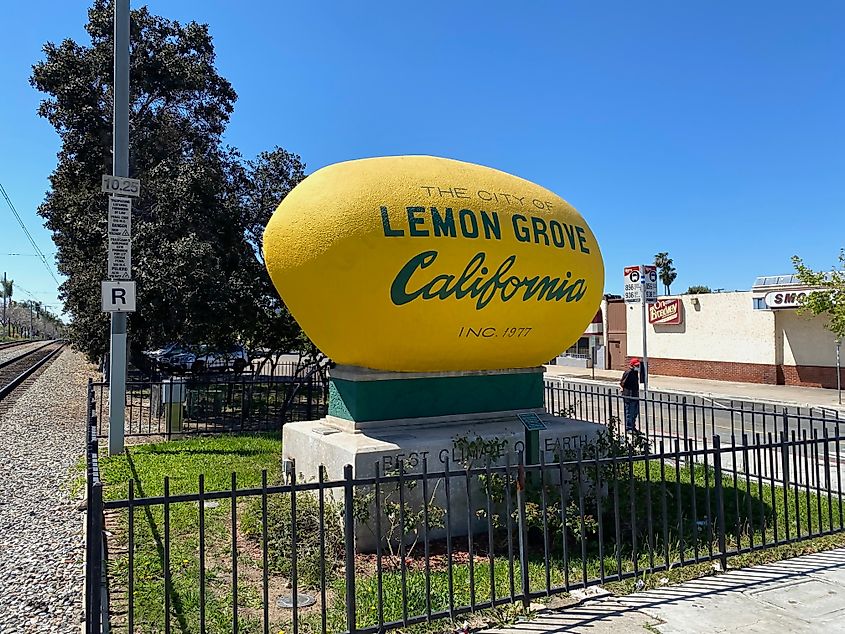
[
  {"xmin": 0, "ymin": 340, "xmax": 34, "ymax": 351},
  {"xmin": 0, "ymin": 342, "xmax": 65, "ymax": 401},
  {"xmin": 0, "ymin": 340, "xmax": 58, "ymax": 370}
]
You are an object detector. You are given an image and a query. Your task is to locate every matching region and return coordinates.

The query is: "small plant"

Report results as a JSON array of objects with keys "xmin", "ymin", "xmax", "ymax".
[
  {"xmin": 353, "ymin": 467, "xmax": 447, "ymax": 561},
  {"xmin": 462, "ymin": 423, "xmax": 651, "ymax": 549},
  {"xmin": 453, "ymin": 434, "xmax": 510, "ymax": 468},
  {"xmin": 240, "ymin": 476, "xmax": 345, "ymax": 588}
]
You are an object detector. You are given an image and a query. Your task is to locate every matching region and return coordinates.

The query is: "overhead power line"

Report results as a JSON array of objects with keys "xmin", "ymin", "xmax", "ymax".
[
  {"xmin": 0, "ymin": 180, "xmax": 60, "ymax": 287},
  {"xmin": 12, "ymin": 283, "xmax": 41, "ymax": 302}
]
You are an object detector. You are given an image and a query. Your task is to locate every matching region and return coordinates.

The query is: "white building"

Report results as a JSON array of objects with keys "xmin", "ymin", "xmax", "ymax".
[{"xmin": 617, "ymin": 275, "xmax": 841, "ymax": 388}]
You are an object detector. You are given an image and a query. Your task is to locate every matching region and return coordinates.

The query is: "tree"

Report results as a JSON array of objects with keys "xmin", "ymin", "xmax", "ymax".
[
  {"xmin": 31, "ymin": 1, "xmax": 304, "ymax": 362},
  {"xmin": 238, "ymin": 148, "xmax": 309, "ymax": 367},
  {"xmin": 792, "ymin": 250, "xmax": 845, "ymax": 342},
  {"xmin": 685, "ymin": 285, "xmax": 711, "ymax": 294},
  {"xmin": 654, "ymin": 252, "xmax": 678, "ymax": 295}
]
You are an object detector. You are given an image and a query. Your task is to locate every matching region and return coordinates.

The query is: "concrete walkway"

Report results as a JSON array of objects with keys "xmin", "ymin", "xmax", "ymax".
[
  {"xmin": 484, "ymin": 548, "xmax": 845, "ymax": 633},
  {"xmin": 545, "ymin": 365, "xmax": 845, "ymax": 412}
]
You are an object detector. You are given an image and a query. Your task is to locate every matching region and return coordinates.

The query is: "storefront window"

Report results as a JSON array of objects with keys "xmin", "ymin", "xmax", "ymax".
[{"xmin": 564, "ymin": 337, "xmax": 590, "ymax": 357}]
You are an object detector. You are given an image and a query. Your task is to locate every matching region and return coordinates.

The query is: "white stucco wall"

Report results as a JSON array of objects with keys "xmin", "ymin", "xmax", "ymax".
[
  {"xmin": 778, "ymin": 310, "xmax": 836, "ymax": 368},
  {"xmin": 626, "ymin": 292, "xmax": 777, "ymax": 364}
]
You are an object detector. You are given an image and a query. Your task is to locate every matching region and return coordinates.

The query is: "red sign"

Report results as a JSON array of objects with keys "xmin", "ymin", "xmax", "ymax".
[{"xmin": 648, "ymin": 298, "xmax": 683, "ymax": 325}]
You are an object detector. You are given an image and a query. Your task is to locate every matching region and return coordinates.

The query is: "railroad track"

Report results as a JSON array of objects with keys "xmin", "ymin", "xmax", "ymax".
[
  {"xmin": 0, "ymin": 340, "xmax": 66, "ymax": 402},
  {"xmin": 0, "ymin": 340, "xmax": 33, "ymax": 351}
]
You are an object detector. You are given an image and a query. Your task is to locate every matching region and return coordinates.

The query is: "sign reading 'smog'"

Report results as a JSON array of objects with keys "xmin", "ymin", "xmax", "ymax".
[{"xmin": 263, "ymin": 156, "xmax": 605, "ymax": 372}]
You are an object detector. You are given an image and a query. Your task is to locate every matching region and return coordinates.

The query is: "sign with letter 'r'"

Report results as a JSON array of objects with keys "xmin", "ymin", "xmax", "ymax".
[{"xmin": 101, "ymin": 281, "xmax": 136, "ymax": 312}]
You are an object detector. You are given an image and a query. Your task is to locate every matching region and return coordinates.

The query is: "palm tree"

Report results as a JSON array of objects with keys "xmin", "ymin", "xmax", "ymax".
[{"xmin": 654, "ymin": 252, "xmax": 677, "ymax": 295}]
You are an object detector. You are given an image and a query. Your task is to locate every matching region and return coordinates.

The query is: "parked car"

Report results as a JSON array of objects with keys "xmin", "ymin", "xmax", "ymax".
[
  {"xmin": 143, "ymin": 342, "xmax": 180, "ymax": 361},
  {"xmin": 153, "ymin": 344, "xmax": 193, "ymax": 371},
  {"xmin": 191, "ymin": 345, "xmax": 250, "ymax": 374},
  {"xmin": 162, "ymin": 348, "xmax": 198, "ymax": 373}
]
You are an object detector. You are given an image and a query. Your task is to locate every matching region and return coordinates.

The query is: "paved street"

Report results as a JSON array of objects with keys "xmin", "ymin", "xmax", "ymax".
[
  {"xmin": 545, "ymin": 365, "xmax": 845, "ymax": 412},
  {"xmin": 484, "ymin": 547, "xmax": 845, "ymax": 633},
  {"xmin": 546, "ymin": 368, "xmax": 843, "ymax": 444},
  {"xmin": 545, "ymin": 367, "xmax": 845, "ymax": 492}
]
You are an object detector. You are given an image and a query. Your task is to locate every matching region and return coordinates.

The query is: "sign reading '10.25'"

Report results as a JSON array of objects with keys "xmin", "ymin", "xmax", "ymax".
[{"xmin": 101, "ymin": 174, "xmax": 141, "ymax": 197}]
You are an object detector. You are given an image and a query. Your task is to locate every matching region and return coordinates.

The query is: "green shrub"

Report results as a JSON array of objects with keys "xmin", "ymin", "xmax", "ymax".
[{"xmin": 241, "ymin": 486, "xmax": 345, "ymax": 588}]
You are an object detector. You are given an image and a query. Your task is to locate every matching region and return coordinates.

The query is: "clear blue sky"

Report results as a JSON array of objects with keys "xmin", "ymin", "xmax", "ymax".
[{"xmin": 1, "ymin": 1, "xmax": 843, "ymax": 316}]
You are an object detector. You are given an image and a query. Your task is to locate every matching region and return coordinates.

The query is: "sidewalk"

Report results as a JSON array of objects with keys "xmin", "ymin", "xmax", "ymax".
[
  {"xmin": 544, "ymin": 365, "xmax": 845, "ymax": 412},
  {"xmin": 484, "ymin": 548, "xmax": 845, "ymax": 633}
]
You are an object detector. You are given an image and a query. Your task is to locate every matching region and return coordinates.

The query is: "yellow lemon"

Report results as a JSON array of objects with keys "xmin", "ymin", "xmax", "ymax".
[{"xmin": 263, "ymin": 156, "xmax": 604, "ymax": 372}]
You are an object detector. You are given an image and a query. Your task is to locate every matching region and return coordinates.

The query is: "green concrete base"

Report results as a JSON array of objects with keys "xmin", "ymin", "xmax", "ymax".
[{"xmin": 327, "ymin": 365, "xmax": 544, "ymax": 423}]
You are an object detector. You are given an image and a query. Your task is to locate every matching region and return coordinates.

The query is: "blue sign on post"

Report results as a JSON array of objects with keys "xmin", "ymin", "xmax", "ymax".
[{"xmin": 517, "ymin": 412, "xmax": 547, "ymax": 431}]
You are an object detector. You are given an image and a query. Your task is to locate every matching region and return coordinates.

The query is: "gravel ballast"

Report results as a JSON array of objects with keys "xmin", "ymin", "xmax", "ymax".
[
  {"xmin": 0, "ymin": 349, "xmax": 96, "ymax": 633},
  {"xmin": 0, "ymin": 342, "xmax": 42, "ymax": 365}
]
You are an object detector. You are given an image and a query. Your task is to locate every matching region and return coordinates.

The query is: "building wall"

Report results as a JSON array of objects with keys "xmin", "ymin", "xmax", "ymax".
[
  {"xmin": 605, "ymin": 299, "xmax": 628, "ymax": 371},
  {"xmin": 619, "ymin": 292, "xmax": 843, "ymax": 388},
  {"xmin": 626, "ymin": 292, "xmax": 776, "ymax": 364},
  {"xmin": 777, "ymin": 310, "xmax": 841, "ymax": 387},
  {"xmin": 778, "ymin": 310, "xmax": 835, "ymax": 367}
]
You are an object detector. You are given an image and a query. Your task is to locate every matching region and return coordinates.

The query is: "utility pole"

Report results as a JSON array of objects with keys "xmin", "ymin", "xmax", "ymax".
[
  {"xmin": 2, "ymin": 272, "xmax": 6, "ymax": 339},
  {"xmin": 837, "ymin": 338, "xmax": 842, "ymax": 406},
  {"xmin": 108, "ymin": 0, "xmax": 130, "ymax": 455},
  {"xmin": 29, "ymin": 301, "xmax": 33, "ymax": 340}
]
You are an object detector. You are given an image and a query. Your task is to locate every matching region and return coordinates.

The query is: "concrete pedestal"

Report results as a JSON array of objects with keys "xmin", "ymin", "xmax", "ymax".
[{"xmin": 282, "ymin": 365, "xmax": 603, "ymax": 551}]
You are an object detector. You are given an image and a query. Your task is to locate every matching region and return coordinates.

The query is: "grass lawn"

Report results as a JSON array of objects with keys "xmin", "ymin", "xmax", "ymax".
[
  {"xmin": 98, "ymin": 433, "xmax": 845, "ymax": 634},
  {"xmin": 100, "ymin": 433, "xmax": 283, "ymax": 634}
]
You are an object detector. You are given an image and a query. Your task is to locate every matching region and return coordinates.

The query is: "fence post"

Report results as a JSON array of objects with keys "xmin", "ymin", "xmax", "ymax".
[
  {"xmin": 87, "ymin": 377, "xmax": 94, "ymax": 423},
  {"xmin": 516, "ymin": 452, "xmax": 530, "ymax": 609},
  {"xmin": 306, "ymin": 375, "xmax": 314, "ymax": 420},
  {"xmin": 87, "ymin": 481, "xmax": 104, "ymax": 634},
  {"xmin": 343, "ymin": 464, "xmax": 357, "ymax": 634},
  {"xmin": 780, "ymin": 431, "xmax": 791, "ymax": 540},
  {"xmin": 85, "ymin": 470, "xmax": 92, "ymax": 632},
  {"xmin": 712, "ymin": 436, "xmax": 728, "ymax": 571}
]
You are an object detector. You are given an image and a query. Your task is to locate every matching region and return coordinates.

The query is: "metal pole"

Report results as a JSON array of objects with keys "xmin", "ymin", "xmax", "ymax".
[
  {"xmin": 343, "ymin": 465, "xmax": 357, "ymax": 634},
  {"xmin": 2, "ymin": 272, "xmax": 6, "ymax": 339},
  {"xmin": 837, "ymin": 339, "xmax": 841, "ymax": 406},
  {"xmin": 108, "ymin": 0, "xmax": 130, "ymax": 455},
  {"xmin": 639, "ymin": 265, "xmax": 651, "ymax": 436},
  {"xmin": 516, "ymin": 455, "xmax": 530, "ymax": 609},
  {"xmin": 640, "ymin": 284, "xmax": 649, "ymax": 392}
]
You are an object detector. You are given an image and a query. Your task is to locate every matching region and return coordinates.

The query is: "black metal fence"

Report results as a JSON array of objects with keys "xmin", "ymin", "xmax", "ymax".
[
  {"xmin": 93, "ymin": 371, "xmax": 328, "ymax": 438},
  {"xmin": 93, "ymin": 374, "xmax": 842, "ymax": 444},
  {"xmin": 545, "ymin": 379, "xmax": 842, "ymax": 447},
  {"xmin": 85, "ymin": 381, "xmax": 106, "ymax": 634},
  {"xmin": 85, "ymin": 381, "xmax": 845, "ymax": 634}
]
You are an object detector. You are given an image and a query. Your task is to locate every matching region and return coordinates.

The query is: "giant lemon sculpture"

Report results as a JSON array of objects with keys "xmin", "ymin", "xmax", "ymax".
[{"xmin": 264, "ymin": 156, "xmax": 604, "ymax": 373}]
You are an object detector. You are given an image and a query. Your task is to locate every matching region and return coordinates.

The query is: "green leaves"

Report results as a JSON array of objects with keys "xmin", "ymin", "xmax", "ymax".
[
  {"xmin": 31, "ymin": 1, "xmax": 306, "ymax": 361},
  {"xmin": 792, "ymin": 249, "xmax": 845, "ymax": 340},
  {"xmin": 654, "ymin": 252, "xmax": 678, "ymax": 295}
]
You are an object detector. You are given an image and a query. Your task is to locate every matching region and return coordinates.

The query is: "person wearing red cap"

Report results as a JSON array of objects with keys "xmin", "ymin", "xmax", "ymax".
[{"xmin": 620, "ymin": 358, "xmax": 641, "ymax": 432}]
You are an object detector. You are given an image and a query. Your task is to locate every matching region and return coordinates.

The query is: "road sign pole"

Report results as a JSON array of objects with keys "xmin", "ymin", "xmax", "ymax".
[
  {"xmin": 108, "ymin": 0, "xmax": 130, "ymax": 456},
  {"xmin": 640, "ymin": 299, "xmax": 649, "ymax": 390},
  {"xmin": 640, "ymin": 265, "xmax": 649, "ymax": 393},
  {"xmin": 837, "ymin": 339, "xmax": 841, "ymax": 406}
]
